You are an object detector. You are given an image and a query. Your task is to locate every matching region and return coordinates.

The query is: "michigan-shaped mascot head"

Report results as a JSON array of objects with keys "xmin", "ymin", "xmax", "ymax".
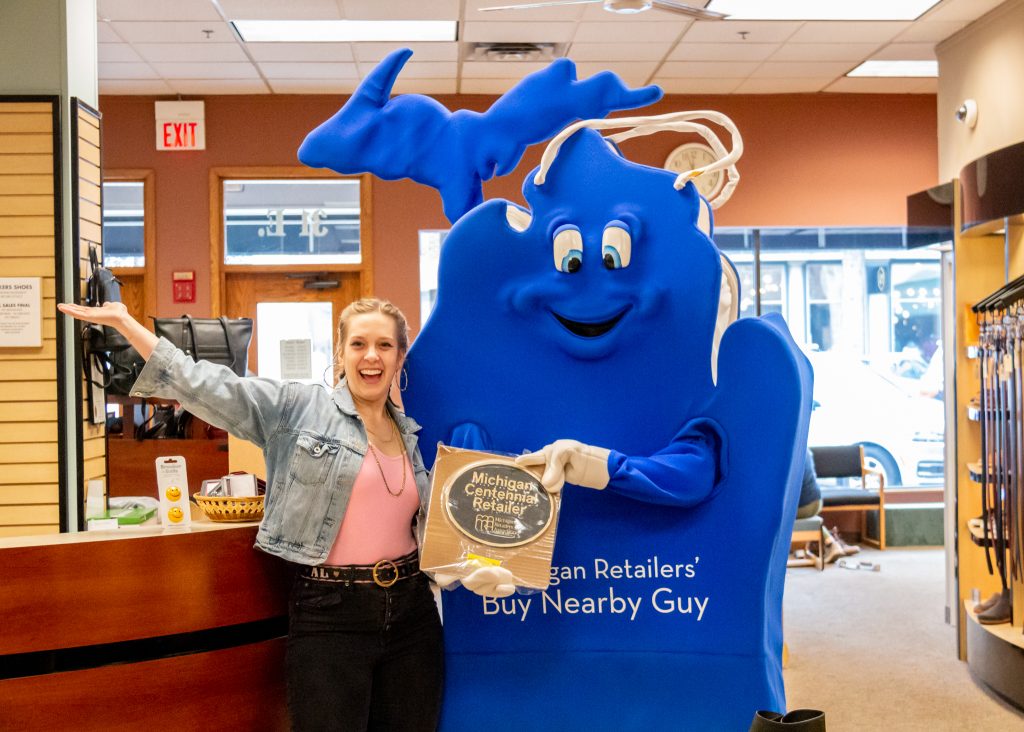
[{"xmin": 301, "ymin": 49, "xmax": 812, "ymax": 732}]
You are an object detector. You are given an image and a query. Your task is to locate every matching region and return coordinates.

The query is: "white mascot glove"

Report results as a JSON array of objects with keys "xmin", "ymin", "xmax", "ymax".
[
  {"xmin": 434, "ymin": 564, "xmax": 516, "ymax": 598},
  {"xmin": 515, "ymin": 439, "xmax": 611, "ymax": 495}
]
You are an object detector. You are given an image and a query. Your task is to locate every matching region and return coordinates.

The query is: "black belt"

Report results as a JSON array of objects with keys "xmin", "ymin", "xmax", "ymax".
[{"xmin": 301, "ymin": 551, "xmax": 420, "ymax": 588}]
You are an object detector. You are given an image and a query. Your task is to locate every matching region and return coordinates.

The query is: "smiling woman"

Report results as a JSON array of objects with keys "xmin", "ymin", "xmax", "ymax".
[{"xmin": 56, "ymin": 297, "xmax": 444, "ymax": 732}]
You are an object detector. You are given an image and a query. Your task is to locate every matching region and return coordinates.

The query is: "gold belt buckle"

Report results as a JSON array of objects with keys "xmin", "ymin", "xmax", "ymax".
[{"xmin": 372, "ymin": 559, "xmax": 399, "ymax": 588}]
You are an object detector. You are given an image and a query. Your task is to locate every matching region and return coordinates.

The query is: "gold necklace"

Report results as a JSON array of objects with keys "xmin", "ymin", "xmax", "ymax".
[{"xmin": 366, "ymin": 415, "xmax": 408, "ymax": 498}]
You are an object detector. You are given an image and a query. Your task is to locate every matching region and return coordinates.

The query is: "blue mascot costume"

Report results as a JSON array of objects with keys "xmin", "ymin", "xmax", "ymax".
[{"xmin": 301, "ymin": 49, "xmax": 812, "ymax": 732}]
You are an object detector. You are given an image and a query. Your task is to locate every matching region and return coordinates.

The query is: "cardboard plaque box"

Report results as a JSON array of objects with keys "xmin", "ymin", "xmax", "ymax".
[{"xmin": 420, "ymin": 445, "xmax": 560, "ymax": 591}]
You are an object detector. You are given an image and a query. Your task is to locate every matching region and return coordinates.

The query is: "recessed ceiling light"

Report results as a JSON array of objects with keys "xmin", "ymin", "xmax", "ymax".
[
  {"xmin": 232, "ymin": 20, "xmax": 458, "ymax": 43},
  {"xmin": 847, "ymin": 60, "xmax": 938, "ymax": 77},
  {"xmin": 706, "ymin": 0, "xmax": 941, "ymax": 21}
]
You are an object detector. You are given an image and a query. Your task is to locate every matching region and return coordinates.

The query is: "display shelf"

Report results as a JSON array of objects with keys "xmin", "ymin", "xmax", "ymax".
[
  {"xmin": 967, "ymin": 519, "xmax": 998, "ymax": 548},
  {"xmin": 965, "ymin": 600, "xmax": 1024, "ymax": 711}
]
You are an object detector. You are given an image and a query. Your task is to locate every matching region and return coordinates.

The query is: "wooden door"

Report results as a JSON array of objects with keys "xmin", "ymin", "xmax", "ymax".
[{"xmin": 223, "ymin": 271, "xmax": 363, "ymax": 377}]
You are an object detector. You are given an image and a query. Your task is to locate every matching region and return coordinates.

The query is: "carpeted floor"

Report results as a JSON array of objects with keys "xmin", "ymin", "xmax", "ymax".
[{"xmin": 783, "ymin": 547, "xmax": 1024, "ymax": 731}]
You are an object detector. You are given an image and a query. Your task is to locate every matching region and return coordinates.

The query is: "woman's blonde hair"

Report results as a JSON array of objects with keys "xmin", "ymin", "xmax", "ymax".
[{"xmin": 335, "ymin": 297, "xmax": 410, "ymax": 367}]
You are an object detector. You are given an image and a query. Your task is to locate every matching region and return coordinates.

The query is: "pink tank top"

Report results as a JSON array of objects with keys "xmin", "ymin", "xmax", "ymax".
[{"xmin": 324, "ymin": 450, "xmax": 419, "ymax": 566}]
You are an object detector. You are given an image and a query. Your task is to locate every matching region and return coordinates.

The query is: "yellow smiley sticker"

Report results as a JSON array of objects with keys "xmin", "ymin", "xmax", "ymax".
[
  {"xmin": 166, "ymin": 486, "xmax": 181, "ymax": 501},
  {"xmin": 168, "ymin": 506, "xmax": 184, "ymax": 523}
]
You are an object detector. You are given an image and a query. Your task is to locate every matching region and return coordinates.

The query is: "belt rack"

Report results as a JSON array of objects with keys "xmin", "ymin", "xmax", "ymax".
[{"xmin": 971, "ymin": 273, "xmax": 1024, "ymax": 627}]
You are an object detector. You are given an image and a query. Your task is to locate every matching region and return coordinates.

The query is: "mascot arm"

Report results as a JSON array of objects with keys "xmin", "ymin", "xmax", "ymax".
[
  {"xmin": 448, "ymin": 422, "xmax": 492, "ymax": 450},
  {"xmin": 605, "ymin": 418, "xmax": 724, "ymax": 508}
]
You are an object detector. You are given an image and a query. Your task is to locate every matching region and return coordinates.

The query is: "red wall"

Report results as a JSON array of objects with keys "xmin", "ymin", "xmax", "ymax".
[{"xmin": 99, "ymin": 92, "xmax": 938, "ymax": 328}]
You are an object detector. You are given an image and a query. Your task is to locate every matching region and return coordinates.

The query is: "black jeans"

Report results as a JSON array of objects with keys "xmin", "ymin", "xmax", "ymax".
[{"xmin": 286, "ymin": 572, "xmax": 444, "ymax": 732}]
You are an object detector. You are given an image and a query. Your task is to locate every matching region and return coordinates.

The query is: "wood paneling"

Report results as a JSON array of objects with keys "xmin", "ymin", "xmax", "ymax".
[
  {"xmin": 0, "ymin": 525, "xmax": 289, "ymax": 654},
  {"xmin": 0, "ymin": 639, "xmax": 287, "ymax": 732},
  {"xmin": 0, "ymin": 100, "xmax": 58, "ymax": 535},
  {"xmin": 107, "ymin": 438, "xmax": 228, "ymax": 498}
]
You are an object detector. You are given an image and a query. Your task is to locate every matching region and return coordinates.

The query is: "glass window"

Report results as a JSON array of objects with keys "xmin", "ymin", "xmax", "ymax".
[
  {"xmin": 256, "ymin": 302, "xmax": 335, "ymax": 385},
  {"xmin": 224, "ymin": 179, "xmax": 360, "ymax": 265},
  {"xmin": 101, "ymin": 181, "xmax": 144, "ymax": 267},
  {"xmin": 735, "ymin": 262, "xmax": 786, "ymax": 319},
  {"xmin": 419, "ymin": 230, "xmax": 449, "ymax": 328},
  {"xmin": 805, "ymin": 263, "xmax": 843, "ymax": 351}
]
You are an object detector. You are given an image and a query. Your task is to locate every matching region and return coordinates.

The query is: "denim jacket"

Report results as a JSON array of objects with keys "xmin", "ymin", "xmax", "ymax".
[{"xmin": 131, "ymin": 337, "xmax": 432, "ymax": 565}]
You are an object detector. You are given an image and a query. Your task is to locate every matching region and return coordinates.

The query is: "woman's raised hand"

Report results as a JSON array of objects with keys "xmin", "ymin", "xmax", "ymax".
[
  {"xmin": 57, "ymin": 300, "xmax": 130, "ymax": 328},
  {"xmin": 57, "ymin": 301, "xmax": 159, "ymax": 360}
]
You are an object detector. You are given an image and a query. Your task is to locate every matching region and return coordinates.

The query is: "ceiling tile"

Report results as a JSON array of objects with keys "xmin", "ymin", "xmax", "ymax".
[
  {"xmin": 459, "ymin": 78, "xmax": 527, "ymax": 94},
  {"xmin": 247, "ymin": 43, "xmax": 355, "ymax": 62},
  {"xmin": 97, "ymin": 21, "xmax": 122, "ymax": 43},
  {"xmin": 892, "ymin": 20, "xmax": 965, "ymax": 43},
  {"xmin": 462, "ymin": 21, "xmax": 576, "ymax": 43},
  {"xmin": 788, "ymin": 21, "xmax": 909, "ymax": 44},
  {"xmin": 355, "ymin": 42, "xmax": 459, "ymax": 63},
  {"xmin": 390, "ymin": 78, "xmax": 458, "ymax": 95},
  {"xmin": 823, "ymin": 77, "xmax": 934, "ymax": 94},
  {"xmin": 97, "ymin": 0, "xmax": 221, "ymax": 21},
  {"xmin": 218, "ymin": 0, "xmax": 342, "ymax": 20},
  {"xmin": 342, "ymin": 0, "xmax": 459, "ymax": 20},
  {"xmin": 574, "ymin": 61, "xmax": 660, "ymax": 85},
  {"xmin": 579, "ymin": 3, "xmax": 692, "ymax": 22},
  {"xmin": 98, "ymin": 43, "xmax": 143, "ymax": 63},
  {"xmin": 653, "ymin": 78, "xmax": 744, "ymax": 94},
  {"xmin": 166, "ymin": 79, "xmax": 271, "ymax": 94},
  {"xmin": 268, "ymin": 79, "xmax": 358, "ymax": 94},
  {"xmin": 682, "ymin": 20, "xmax": 802, "ymax": 44},
  {"xmin": 573, "ymin": 21, "xmax": 687, "ymax": 43},
  {"xmin": 658, "ymin": 60, "xmax": 760, "ymax": 78},
  {"xmin": 751, "ymin": 62, "xmax": 854, "ymax": 79},
  {"xmin": 97, "ymin": 63, "xmax": 159, "ymax": 80},
  {"xmin": 134, "ymin": 43, "xmax": 249, "ymax": 63},
  {"xmin": 567, "ymin": 42, "xmax": 672, "ymax": 62},
  {"xmin": 461, "ymin": 61, "xmax": 549, "ymax": 79},
  {"xmin": 99, "ymin": 79, "xmax": 175, "ymax": 95},
  {"xmin": 465, "ymin": 0, "xmax": 585, "ymax": 22},
  {"xmin": 732, "ymin": 78, "xmax": 832, "ymax": 93},
  {"xmin": 259, "ymin": 62, "xmax": 359, "ymax": 79},
  {"xmin": 110, "ymin": 21, "xmax": 236, "ymax": 44},
  {"xmin": 871, "ymin": 43, "xmax": 937, "ymax": 61},
  {"xmin": 151, "ymin": 62, "xmax": 261, "ymax": 79},
  {"xmin": 669, "ymin": 42, "xmax": 779, "ymax": 62},
  {"xmin": 371, "ymin": 61, "xmax": 457, "ymax": 79},
  {"xmin": 923, "ymin": 0, "xmax": 1004, "ymax": 23},
  {"xmin": 768, "ymin": 43, "xmax": 880, "ymax": 62}
]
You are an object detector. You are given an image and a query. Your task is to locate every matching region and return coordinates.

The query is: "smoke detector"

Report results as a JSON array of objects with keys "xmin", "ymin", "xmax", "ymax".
[{"xmin": 467, "ymin": 42, "xmax": 563, "ymax": 62}]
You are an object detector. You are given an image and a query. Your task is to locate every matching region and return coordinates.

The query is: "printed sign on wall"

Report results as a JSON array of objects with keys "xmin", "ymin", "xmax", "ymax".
[{"xmin": 0, "ymin": 277, "xmax": 42, "ymax": 347}]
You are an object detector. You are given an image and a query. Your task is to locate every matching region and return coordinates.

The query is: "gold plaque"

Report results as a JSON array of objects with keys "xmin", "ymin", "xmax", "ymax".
[{"xmin": 420, "ymin": 445, "xmax": 560, "ymax": 590}]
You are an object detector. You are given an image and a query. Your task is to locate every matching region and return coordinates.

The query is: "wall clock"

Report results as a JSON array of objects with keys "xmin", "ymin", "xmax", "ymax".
[{"xmin": 664, "ymin": 142, "xmax": 724, "ymax": 199}]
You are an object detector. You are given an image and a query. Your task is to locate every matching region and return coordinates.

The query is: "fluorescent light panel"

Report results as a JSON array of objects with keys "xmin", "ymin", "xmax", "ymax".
[
  {"xmin": 847, "ymin": 60, "xmax": 938, "ymax": 77},
  {"xmin": 706, "ymin": 0, "xmax": 941, "ymax": 21},
  {"xmin": 233, "ymin": 20, "xmax": 457, "ymax": 43}
]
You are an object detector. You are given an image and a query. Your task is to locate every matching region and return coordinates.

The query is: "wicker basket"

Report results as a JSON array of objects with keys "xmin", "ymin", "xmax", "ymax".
[{"xmin": 193, "ymin": 493, "xmax": 264, "ymax": 523}]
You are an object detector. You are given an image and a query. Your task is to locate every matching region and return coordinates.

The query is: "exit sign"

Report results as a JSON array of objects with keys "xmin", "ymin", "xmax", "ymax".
[{"xmin": 155, "ymin": 101, "xmax": 206, "ymax": 151}]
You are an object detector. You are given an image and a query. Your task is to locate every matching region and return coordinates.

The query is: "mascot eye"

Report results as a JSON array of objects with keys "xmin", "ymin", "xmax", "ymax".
[
  {"xmin": 553, "ymin": 224, "xmax": 583, "ymax": 274},
  {"xmin": 602, "ymin": 222, "xmax": 632, "ymax": 270}
]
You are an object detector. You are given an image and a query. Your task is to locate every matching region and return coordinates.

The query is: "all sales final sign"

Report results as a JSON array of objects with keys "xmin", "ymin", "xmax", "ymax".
[{"xmin": 155, "ymin": 101, "xmax": 206, "ymax": 151}]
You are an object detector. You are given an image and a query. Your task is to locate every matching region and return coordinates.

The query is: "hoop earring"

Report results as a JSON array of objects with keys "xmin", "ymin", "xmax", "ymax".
[{"xmin": 400, "ymin": 367, "xmax": 409, "ymax": 392}]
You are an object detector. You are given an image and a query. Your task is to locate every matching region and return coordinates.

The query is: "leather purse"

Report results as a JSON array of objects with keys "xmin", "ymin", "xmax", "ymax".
[{"xmin": 152, "ymin": 315, "xmax": 253, "ymax": 376}]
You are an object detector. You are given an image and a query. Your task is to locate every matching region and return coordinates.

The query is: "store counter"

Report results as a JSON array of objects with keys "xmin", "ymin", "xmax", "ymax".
[{"xmin": 0, "ymin": 518, "xmax": 290, "ymax": 730}]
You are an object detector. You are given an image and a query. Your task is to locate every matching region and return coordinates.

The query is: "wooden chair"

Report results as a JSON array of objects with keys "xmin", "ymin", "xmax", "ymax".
[
  {"xmin": 812, "ymin": 445, "xmax": 886, "ymax": 550},
  {"xmin": 789, "ymin": 515, "xmax": 825, "ymax": 570}
]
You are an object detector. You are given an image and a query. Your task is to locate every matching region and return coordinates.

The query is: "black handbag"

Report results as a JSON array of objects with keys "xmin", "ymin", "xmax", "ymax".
[
  {"xmin": 83, "ymin": 246, "xmax": 131, "ymax": 353},
  {"xmin": 153, "ymin": 315, "xmax": 253, "ymax": 377}
]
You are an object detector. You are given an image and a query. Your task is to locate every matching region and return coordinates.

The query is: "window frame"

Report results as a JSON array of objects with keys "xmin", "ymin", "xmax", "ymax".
[
  {"xmin": 209, "ymin": 167, "xmax": 373, "ymax": 317},
  {"xmin": 104, "ymin": 169, "xmax": 156, "ymax": 319}
]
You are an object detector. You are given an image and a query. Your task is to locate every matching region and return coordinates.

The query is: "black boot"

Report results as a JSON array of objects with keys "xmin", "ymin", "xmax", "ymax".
[
  {"xmin": 977, "ymin": 589, "xmax": 1011, "ymax": 625},
  {"xmin": 749, "ymin": 709, "xmax": 826, "ymax": 732}
]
